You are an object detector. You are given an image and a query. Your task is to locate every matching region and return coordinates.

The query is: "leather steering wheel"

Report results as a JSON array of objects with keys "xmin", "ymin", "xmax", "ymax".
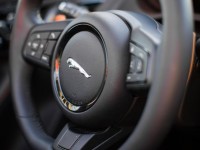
[{"xmin": 10, "ymin": 0, "xmax": 193, "ymax": 149}]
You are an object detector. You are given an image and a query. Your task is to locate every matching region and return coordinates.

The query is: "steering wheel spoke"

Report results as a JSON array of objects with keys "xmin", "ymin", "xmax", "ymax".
[
  {"xmin": 23, "ymin": 21, "xmax": 71, "ymax": 69},
  {"xmin": 112, "ymin": 11, "xmax": 161, "ymax": 92},
  {"xmin": 53, "ymin": 124, "xmax": 131, "ymax": 150},
  {"xmin": 126, "ymin": 30, "xmax": 160, "ymax": 92}
]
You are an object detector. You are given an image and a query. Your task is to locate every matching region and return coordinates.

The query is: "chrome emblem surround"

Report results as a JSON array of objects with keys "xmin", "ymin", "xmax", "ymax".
[{"xmin": 66, "ymin": 58, "xmax": 91, "ymax": 78}]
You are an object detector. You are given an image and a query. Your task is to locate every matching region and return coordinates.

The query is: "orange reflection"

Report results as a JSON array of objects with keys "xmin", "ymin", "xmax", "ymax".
[{"xmin": 53, "ymin": 14, "xmax": 67, "ymax": 22}]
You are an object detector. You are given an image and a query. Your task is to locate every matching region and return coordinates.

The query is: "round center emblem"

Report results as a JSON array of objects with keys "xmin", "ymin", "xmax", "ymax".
[{"xmin": 59, "ymin": 31, "xmax": 106, "ymax": 109}]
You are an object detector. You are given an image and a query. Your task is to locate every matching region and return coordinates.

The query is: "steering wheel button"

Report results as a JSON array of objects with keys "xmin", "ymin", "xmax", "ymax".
[
  {"xmin": 26, "ymin": 49, "xmax": 36, "ymax": 57},
  {"xmin": 130, "ymin": 56, "xmax": 137, "ymax": 73},
  {"xmin": 49, "ymin": 32, "xmax": 61, "ymax": 40},
  {"xmin": 130, "ymin": 43, "xmax": 147, "ymax": 57},
  {"xmin": 36, "ymin": 33, "xmax": 41, "ymax": 39},
  {"xmin": 33, "ymin": 32, "xmax": 50, "ymax": 40},
  {"xmin": 41, "ymin": 32, "xmax": 50, "ymax": 39},
  {"xmin": 127, "ymin": 75, "xmax": 132, "ymax": 81},
  {"xmin": 30, "ymin": 51, "xmax": 36, "ymax": 56},
  {"xmin": 126, "ymin": 73, "xmax": 146, "ymax": 82},
  {"xmin": 130, "ymin": 45, "xmax": 135, "ymax": 54},
  {"xmin": 44, "ymin": 40, "xmax": 56, "ymax": 55},
  {"xmin": 58, "ymin": 129, "xmax": 81, "ymax": 149},
  {"xmin": 34, "ymin": 40, "xmax": 47, "ymax": 59},
  {"xmin": 41, "ymin": 55, "xmax": 50, "ymax": 63},
  {"xmin": 35, "ymin": 50, "xmax": 43, "ymax": 59},
  {"xmin": 27, "ymin": 41, "xmax": 32, "ymax": 47},
  {"xmin": 40, "ymin": 44, "xmax": 44, "ymax": 49},
  {"xmin": 31, "ymin": 40, "xmax": 40, "ymax": 50},
  {"xmin": 136, "ymin": 58, "xmax": 143, "ymax": 73},
  {"xmin": 39, "ymin": 40, "xmax": 47, "ymax": 49}
]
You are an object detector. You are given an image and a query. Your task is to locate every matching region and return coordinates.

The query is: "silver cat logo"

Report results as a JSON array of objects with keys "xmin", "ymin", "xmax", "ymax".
[{"xmin": 66, "ymin": 58, "xmax": 91, "ymax": 78}]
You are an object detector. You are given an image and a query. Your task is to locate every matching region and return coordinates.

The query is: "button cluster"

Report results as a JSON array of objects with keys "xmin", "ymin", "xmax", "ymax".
[
  {"xmin": 24, "ymin": 31, "xmax": 61, "ymax": 67},
  {"xmin": 127, "ymin": 43, "xmax": 148, "ymax": 83}
]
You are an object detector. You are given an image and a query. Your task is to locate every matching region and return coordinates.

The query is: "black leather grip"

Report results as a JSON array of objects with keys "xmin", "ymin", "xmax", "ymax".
[
  {"xmin": 121, "ymin": 0, "xmax": 193, "ymax": 149},
  {"xmin": 10, "ymin": 0, "xmax": 53, "ymax": 149}
]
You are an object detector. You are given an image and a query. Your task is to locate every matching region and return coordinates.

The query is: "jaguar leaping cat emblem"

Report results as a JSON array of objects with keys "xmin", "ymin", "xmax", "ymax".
[{"xmin": 66, "ymin": 58, "xmax": 91, "ymax": 78}]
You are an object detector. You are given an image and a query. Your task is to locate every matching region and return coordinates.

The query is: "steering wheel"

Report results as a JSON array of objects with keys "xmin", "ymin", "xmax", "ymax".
[{"xmin": 10, "ymin": 0, "xmax": 194, "ymax": 149}]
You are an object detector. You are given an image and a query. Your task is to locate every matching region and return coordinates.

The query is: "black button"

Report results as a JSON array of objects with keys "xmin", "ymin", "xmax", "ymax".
[
  {"xmin": 26, "ymin": 49, "xmax": 37, "ymax": 58},
  {"xmin": 127, "ymin": 43, "xmax": 148, "ymax": 83},
  {"xmin": 39, "ymin": 40, "xmax": 47, "ymax": 50},
  {"xmin": 130, "ymin": 44, "xmax": 147, "ymax": 59},
  {"xmin": 130, "ymin": 56, "xmax": 137, "ymax": 73},
  {"xmin": 33, "ymin": 32, "xmax": 50, "ymax": 40},
  {"xmin": 41, "ymin": 55, "xmax": 50, "ymax": 63},
  {"xmin": 44, "ymin": 41, "xmax": 56, "ymax": 55},
  {"xmin": 130, "ymin": 44, "xmax": 135, "ymax": 54},
  {"xmin": 26, "ymin": 35, "xmax": 36, "ymax": 48},
  {"xmin": 40, "ymin": 32, "xmax": 50, "ymax": 39},
  {"xmin": 135, "ymin": 58, "xmax": 143, "ymax": 73},
  {"xmin": 35, "ymin": 40, "xmax": 47, "ymax": 59},
  {"xmin": 27, "ymin": 41, "xmax": 32, "ymax": 48},
  {"xmin": 48, "ymin": 32, "xmax": 61, "ymax": 40},
  {"xmin": 126, "ymin": 73, "xmax": 146, "ymax": 82},
  {"xmin": 35, "ymin": 33, "xmax": 41, "ymax": 39},
  {"xmin": 31, "ymin": 40, "xmax": 40, "ymax": 50},
  {"xmin": 58, "ymin": 129, "xmax": 80, "ymax": 150},
  {"xmin": 130, "ymin": 56, "xmax": 143, "ymax": 74}
]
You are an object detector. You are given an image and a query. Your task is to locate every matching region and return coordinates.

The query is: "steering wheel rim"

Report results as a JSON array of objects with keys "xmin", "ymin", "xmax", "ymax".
[
  {"xmin": 121, "ymin": 1, "xmax": 194, "ymax": 149},
  {"xmin": 10, "ymin": 0, "xmax": 193, "ymax": 150}
]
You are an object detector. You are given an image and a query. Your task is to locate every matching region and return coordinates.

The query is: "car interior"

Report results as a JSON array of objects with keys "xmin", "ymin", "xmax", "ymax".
[{"xmin": 0, "ymin": 0, "xmax": 200, "ymax": 149}]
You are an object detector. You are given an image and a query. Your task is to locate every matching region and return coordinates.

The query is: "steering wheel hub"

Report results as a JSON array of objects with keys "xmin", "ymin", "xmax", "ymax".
[
  {"xmin": 59, "ymin": 29, "xmax": 106, "ymax": 108},
  {"xmin": 52, "ymin": 13, "xmax": 133, "ymax": 128}
]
